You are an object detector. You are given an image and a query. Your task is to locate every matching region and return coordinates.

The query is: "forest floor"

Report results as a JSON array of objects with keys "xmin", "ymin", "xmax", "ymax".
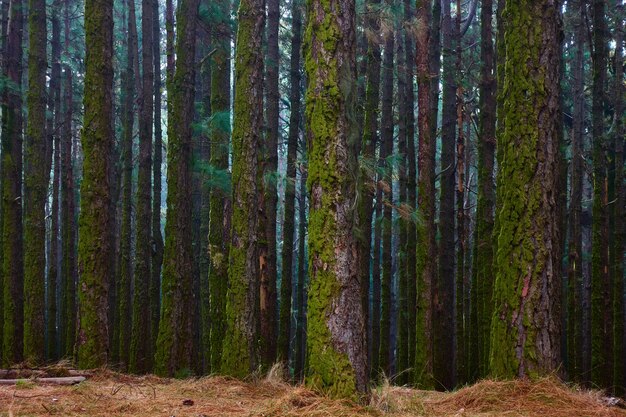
[{"xmin": 1, "ymin": 367, "xmax": 625, "ymax": 417}]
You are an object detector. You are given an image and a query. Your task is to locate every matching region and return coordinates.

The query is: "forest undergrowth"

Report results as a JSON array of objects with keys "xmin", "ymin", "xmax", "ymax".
[{"xmin": 0, "ymin": 365, "xmax": 624, "ymax": 416}]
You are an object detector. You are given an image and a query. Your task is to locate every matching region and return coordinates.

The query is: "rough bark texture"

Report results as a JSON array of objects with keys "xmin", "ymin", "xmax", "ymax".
[
  {"xmin": 23, "ymin": 0, "xmax": 48, "ymax": 364},
  {"xmin": 207, "ymin": 0, "xmax": 231, "ymax": 373},
  {"xmin": 590, "ymin": 0, "xmax": 612, "ymax": 389},
  {"xmin": 130, "ymin": 0, "xmax": 154, "ymax": 374},
  {"xmin": 151, "ymin": 0, "xmax": 164, "ymax": 357},
  {"xmin": 489, "ymin": 0, "xmax": 562, "ymax": 378},
  {"xmin": 153, "ymin": 0, "xmax": 198, "ymax": 376},
  {"xmin": 435, "ymin": 0, "xmax": 456, "ymax": 390},
  {"xmin": 221, "ymin": 0, "xmax": 265, "ymax": 378},
  {"xmin": 414, "ymin": 0, "xmax": 435, "ymax": 389},
  {"xmin": 304, "ymin": 0, "xmax": 368, "ymax": 399},
  {"xmin": 278, "ymin": 0, "xmax": 302, "ymax": 365},
  {"xmin": 76, "ymin": 0, "xmax": 114, "ymax": 367},
  {"xmin": 1, "ymin": 0, "xmax": 24, "ymax": 367},
  {"xmin": 469, "ymin": 0, "xmax": 496, "ymax": 381},
  {"xmin": 259, "ymin": 0, "xmax": 279, "ymax": 368}
]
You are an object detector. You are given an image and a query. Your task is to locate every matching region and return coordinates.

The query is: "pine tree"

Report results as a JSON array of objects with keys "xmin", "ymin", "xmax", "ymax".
[
  {"xmin": 154, "ymin": 0, "xmax": 199, "ymax": 376},
  {"xmin": 23, "ymin": 0, "xmax": 48, "ymax": 364},
  {"xmin": 489, "ymin": 0, "xmax": 562, "ymax": 378},
  {"xmin": 221, "ymin": 0, "xmax": 265, "ymax": 378},
  {"xmin": 304, "ymin": 0, "xmax": 368, "ymax": 398},
  {"xmin": 76, "ymin": 0, "xmax": 114, "ymax": 367}
]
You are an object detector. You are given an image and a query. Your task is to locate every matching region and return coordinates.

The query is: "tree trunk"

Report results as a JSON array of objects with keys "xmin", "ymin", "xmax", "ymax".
[
  {"xmin": 76, "ymin": 0, "xmax": 114, "ymax": 367},
  {"xmin": 590, "ymin": 0, "xmax": 612, "ymax": 389},
  {"xmin": 489, "ymin": 0, "xmax": 562, "ymax": 378},
  {"xmin": 469, "ymin": 0, "xmax": 496, "ymax": 382},
  {"xmin": 304, "ymin": 0, "xmax": 368, "ymax": 398},
  {"xmin": 130, "ymin": 0, "xmax": 154, "ymax": 374},
  {"xmin": 153, "ymin": 0, "xmax": 198, "ymax": 376},
  {"xmin": 379, "ymin": 17, "xmax": 394, "ymax": 377},
  {"xmin": 278, "ymin": 0, "xmax": 302, "ymax": 366},
  {"xmin": 150, "ymin": 0, "xmax": 163, "ymax": 361},
  {"xmin": 207, "ymin": 0, "xmax": 231, "ymax": 374},
  {"xmin": 221, "ymin": 0, "xmax": 265, "ymax": 378},
  {"xmin": 259, "ymin": 0, "xmax": 279, "ymax": 367},
  {"xmin": 117, "ymin": 0, "xmax": 137, "ymax": 370},
  {"xmin": 23, "ymin": 0, "xmax": 48, "ymax": 364},
  {"xmin": 1, "ymin": 0, "xmax": 24, "ymax": 367},
  {"xmin": 414, "ymin": 0, "xmax": 435, "ymax": 389}
]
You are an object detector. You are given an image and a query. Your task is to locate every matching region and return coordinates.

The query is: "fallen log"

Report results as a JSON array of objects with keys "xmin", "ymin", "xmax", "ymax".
[{"xmin": 0, "ymin": 376, "xmax": 86, "ymax": 386}]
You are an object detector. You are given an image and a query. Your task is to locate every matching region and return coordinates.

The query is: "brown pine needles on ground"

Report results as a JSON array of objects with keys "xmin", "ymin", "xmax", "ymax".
[{"xmin": 0, "ymin": 368, "xmax": 624, "ymax": 416}]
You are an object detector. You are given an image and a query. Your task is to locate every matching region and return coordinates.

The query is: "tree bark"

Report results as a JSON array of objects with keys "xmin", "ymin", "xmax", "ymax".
[
  {"xmin": 304, "ymin": 0, "xmax": 368, "ymax": 398},
  {"xmin": 489, "ymin": 0, "xmax": 562, "ymax": 378}
]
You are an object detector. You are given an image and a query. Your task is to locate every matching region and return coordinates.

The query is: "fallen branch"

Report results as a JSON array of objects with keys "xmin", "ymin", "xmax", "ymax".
[{"xmin": 0, "ymin": 376, "xmax": 86, "ymax": 386}]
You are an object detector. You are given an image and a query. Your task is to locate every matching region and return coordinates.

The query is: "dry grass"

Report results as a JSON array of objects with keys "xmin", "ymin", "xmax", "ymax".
[{"xmin": 1, "ymin": 369, "xmax": 624, "ymax": 417}]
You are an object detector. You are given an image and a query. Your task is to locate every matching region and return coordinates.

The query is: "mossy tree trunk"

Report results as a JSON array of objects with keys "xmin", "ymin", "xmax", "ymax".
[
  {"xmin": 207, "ymin": 0, "xmax": 231, "ymax": 373},
  {"xmin": 150, "ymin": 0, "xmax": 164, "ymax": 357},
  {"xmin": 469, "ymin": 0, "xmax": 496, "ymax": 381},
  {"xmin": 76, "ymin": 0, "xmax": 114, "ymax": 367},
  {"xmin": 154, "ymin": 0, "xmax": 198, "ymax": 376},
  {"xmin": 0, "ymin": 0, "xmax": 8, "ymax": 362},
  {"xmin": 489, "ymin": 0, "xmax": 562, "ymax": 378},
  {"xmin": 221, "ymin": 0, "xmax": 265, "ymax": 378},
  {"xmin": 590, "ymin": 0, "xmax": 612, "ymax": 389},
  {"xmin": 304, "ymin": 0, "xmax": 368, "ymax": 399},
  {"xmin": 294, "ymin": 154, "xmax": 307, "ymax": 381},
  {"xmin": 130, "ymin": 0, "xmax": 154, "ymax": 374},
  {"xmin": 403, "ymin": 0, "xmax": 416, "ymax": 383},
  {"xmin": 278, "ymin": 0, "xmax": 302, "ymax": 366},
  {"xmin": 1, "ymin": 0, "xmax": 24, "ymax": 367},
  {"xmin": 414, "ymin": 0, "xmax": 435, "ymax": 389},
  {"xmin": 567, "ymin": 0, "xmax": 585, "ymax": 383},
  {"xmin": 259, "ymin": 0, "xmax": 279, "ymax": 367},
  {"xmin": 23, "ymin": 0, "xmax": 48, "ymax": 365}
]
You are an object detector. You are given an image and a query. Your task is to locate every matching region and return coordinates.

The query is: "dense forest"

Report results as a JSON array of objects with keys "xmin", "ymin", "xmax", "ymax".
[{"xmin": 0, "ymin": 0, "xmax": 624, "ymax": 401}]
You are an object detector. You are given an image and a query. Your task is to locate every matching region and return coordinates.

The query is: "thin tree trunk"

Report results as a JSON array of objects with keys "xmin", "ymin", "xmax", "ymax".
[{"xmin": 278, "ymin": 0, "xmax": 302, "ymax": 366}]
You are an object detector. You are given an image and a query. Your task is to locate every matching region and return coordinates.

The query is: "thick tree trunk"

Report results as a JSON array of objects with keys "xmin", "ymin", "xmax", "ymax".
[
  {"xmin": 304, "ymin": 0, "xmax": 368, "ymax": 398},
  {"xmin": 278, "ymin": 0, "xmax": 302, "ymax": 366},
  {"xmin": 23, "ymin": 0, "xmax": 48, "ymax": 364},
  {"xmin": 489, "ymin": 0, "xmax": 562, "ymax": 378},
  {"xmin": 76, "ymin": 0, "xmax": 114, "ymax": 367},
  {"xmin": 153, "ymin": 0, "xmax": 198, "ymax": 376},
  {"xmin": 259, "ymin": 0, "xmax": 279, "ymax": 367},
  {"xmin": 1, "ymin": 0, "xmax": 24, "ymax": 367},
  {"xmin": 221, "ymin": 0, "xmax": 265, "ymax": 378},
  {"xmin": 414, "ymin": 0, "xmax": 435, "ymax": 389}
]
